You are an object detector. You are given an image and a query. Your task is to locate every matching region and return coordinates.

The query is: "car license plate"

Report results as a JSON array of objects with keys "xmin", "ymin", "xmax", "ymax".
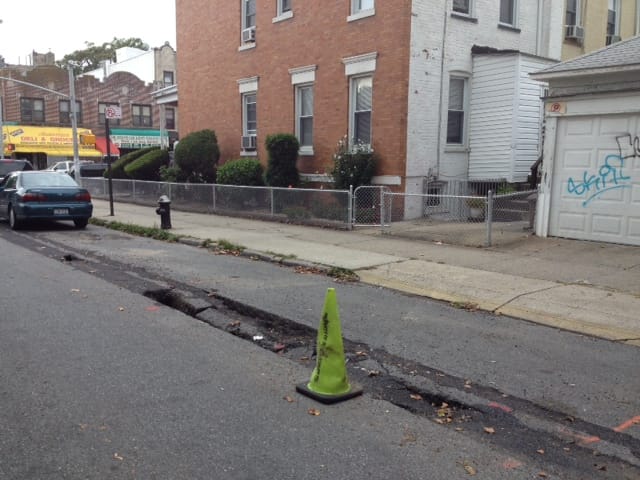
[{"xmin": 53, "ymin": 208, "xmax": 69, "ymax": 215}]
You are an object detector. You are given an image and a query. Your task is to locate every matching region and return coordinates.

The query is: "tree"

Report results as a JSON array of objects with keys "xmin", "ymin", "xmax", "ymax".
[{"xmin": 57, "ymin": 37, "xmax": 149, "ymax": 74}]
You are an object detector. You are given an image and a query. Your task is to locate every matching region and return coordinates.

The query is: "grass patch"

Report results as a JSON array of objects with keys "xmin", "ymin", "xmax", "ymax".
[
  {"xmin": 89, "ymin": 218, "xmax": 182, "ymax": 242},
  {"xmin": 264, "ymin": 250, "xmax": 298, "ymax": 260},
  {"xmin": 215, "ymin": 239, "xmax": 245, "ymax": 254},
  {"xmin": 451, "ymin": 301, "xmax": 479, "ymax": 311},
  {"xmin": 327, "ymin": 266, "xmax": 359, "ymax": 282}
]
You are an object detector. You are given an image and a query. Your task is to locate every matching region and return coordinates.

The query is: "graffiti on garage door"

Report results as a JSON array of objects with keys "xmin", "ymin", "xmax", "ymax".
[{"xmin": 566, "ymin": 133, "xmax": 636, "ymax": 207}]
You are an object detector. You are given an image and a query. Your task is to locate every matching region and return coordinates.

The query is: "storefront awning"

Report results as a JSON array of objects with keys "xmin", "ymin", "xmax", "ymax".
[
  {"xmin": 95, "ymin": 137, "xmax": 121, "ymax": 157},
  {"xmin": 2, "ymin": 125, "xmax": 102, "ymax": 158},
  {"xmin": 109, "ymin": 128, "xmax": 165, "ymax": 149}
]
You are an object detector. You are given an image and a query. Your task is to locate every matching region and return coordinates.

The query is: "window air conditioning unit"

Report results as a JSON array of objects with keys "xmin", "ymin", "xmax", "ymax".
[
  {"xmin": 242, "ymin": 135, "xmax": 257, "ymax": 150},
  {"xmin": 242, "ymin": 27, "xmax": 256, "ymax": 43},
  {"xmin": 565, "ymin": 25, "xmax": 584, "ymax": 40},
  {"xmin": 606, "ymin": 34, "xmax": 622, "ymax": 45}
]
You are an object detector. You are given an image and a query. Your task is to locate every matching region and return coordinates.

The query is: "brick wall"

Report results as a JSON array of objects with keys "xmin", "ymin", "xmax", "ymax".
[{"xmin": 177, "ymin": 0, "xmax": 412, "ymax": 180}]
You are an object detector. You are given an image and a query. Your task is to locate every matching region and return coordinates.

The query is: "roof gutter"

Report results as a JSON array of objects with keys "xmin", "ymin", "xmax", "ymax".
[{"xmin": 531, "ymin": 64, "xmax": 640, "ymax": 81}]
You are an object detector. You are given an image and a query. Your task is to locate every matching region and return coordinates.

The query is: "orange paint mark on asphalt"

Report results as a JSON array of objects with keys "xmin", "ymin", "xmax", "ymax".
[
  {"xmin": 502, "ymin": 458, "xmax": 523, "ymax": 469},
  {"xmin": 145, "ymin": 306, "xmax": 161, "ymax": 312},
  {"xmin": 488, "ymin": 401, "xmax": 513, "ymax": 413},
  {"xmin": 558, "ymin": 427, "xmax": 601, "ymax": 445},
  {"xmin": 613, "ymin": 416, "xmax": 640, "ymax": 433}
]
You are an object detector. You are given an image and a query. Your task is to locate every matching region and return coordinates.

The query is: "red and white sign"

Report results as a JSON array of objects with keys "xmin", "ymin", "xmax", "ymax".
[{"xmin": 105, "ymin": 106, "xmax": 122, "ymax": 119}]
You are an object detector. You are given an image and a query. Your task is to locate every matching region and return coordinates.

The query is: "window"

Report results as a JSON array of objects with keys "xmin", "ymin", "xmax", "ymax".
[
  {"xmin": 98, "ymin": 102, "xmax": 120, "ymax": 126},
  {"xmin": 59, "ymin": 100, "xmax": 82, "ymax": 125},
  {"xmin": 499, "ymin": 0, "xmax": 516, "ymax": 26},
  {"xmin": 350, "ymin": 76, "xmax": 373, "ymax": 146},
  {"xmin": 279, "ymin": 0, "xmax": 291, "ymax": 14},
  {"xmin": 565, "ymin": 0, "xmax": 580, "ymax": 26},
  {"xmin": 295, "ymin": 85, "xmax": 314, "ymax": 151},
  {"xmin": 132, "ymin": 104, "xmax": 152, "ymax": 127},
  {"xmin": 453, "ymin": 0, "xmax": 471, "ymax": 15},
  {"xmin": 243, "ymin": 92, "xmax": 257, "ymax": 136},
  {"xmin": 353, "ymin": 0, "xmax": 374, "ymax": 13},
  {"xmin": 242, "ymin": 0, "xmax": 256, "ymax": 44},
  {"xmin": 165, "ymin": 108, "xmax": 176, "ymax": 130},
  {"xmin": 20, "ymin": 97, "xmax": 44, "ymax": 123},
  {"xmin": 163, "ymin": 71, "xmax": 174, "ymax": 87},
  {"xmin": 447, "ymin": 77, "xmax": 467, "ymax": 145},
  {"xmin": 606, "ymin": 0, "xmax": 620, "ymax": 44}
]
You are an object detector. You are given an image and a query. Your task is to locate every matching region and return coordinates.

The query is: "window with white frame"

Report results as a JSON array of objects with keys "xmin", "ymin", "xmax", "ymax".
[
  {"xmin": 296, "ymin": 85, "xmax": 314, "ymax": 151},
  {"xmin": 242, "ymin": 0, "xmax": 256, "ymax": 43},
  {"xmin": 278, "ymin": 0, "xmax": 291, "ymax": 15},
  {"xmin": 59, "ymin": 99, "xmax": 82, "ymax": 125},
  {"xmin": 132, "ymin": 104, "xmax": 152, "ymax": 127},
  {"xmin": 499, "ymin": 0, "xmax": 517, "ymax": 26},
  {"xmin": 242, "ymin": 93, "xmax": 257, "ymax": 147},
  {"xmin": 350, "ymin": 76, "xmax": 373, "ymax": 147},
  {"xmin": 453, "ymin": 0, "xmax": 472, "ymax": 16},
  {"xmin": 565, "ymin": 0, "xmax": 581, "ymax": 26},
  {"xmin": 20, "ymin": 97, "xmax": 44, "ymax": 123},
  {"xmin": 606, "ymin": 0, "xmax": 620, "ymax": 44},
  {"xmin": 447, "ymin": 77, "xmax": 467, "ymax": 145},
  {"xmin": 351, "ymin": 0, "xmax": 374, "ymax": 15}
]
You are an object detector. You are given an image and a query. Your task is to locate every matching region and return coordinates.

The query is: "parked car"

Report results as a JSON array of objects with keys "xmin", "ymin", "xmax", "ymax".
[
  {"xmin": 0, "ymin": 159, "xmax": 34, "ymax": 177},
  {"xmin": 69, "ymin": 163, "xmax": 109, "ymax": 179},
  {"xmin": 0, "ymin": 171, "xmax": 93, "ymax": 229},
  {"xmin": 45, "ymin": 160, "xmax": 92, "ymax": 174}
]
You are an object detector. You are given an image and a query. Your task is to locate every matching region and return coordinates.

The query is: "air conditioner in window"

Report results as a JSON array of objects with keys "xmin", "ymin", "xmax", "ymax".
[
  {"xmin": 242, "ymin": 27, "xmax": 256, "ymax": 43},
  {"xmin": 606, "ymin": 34, "xmax": 622, "ymax": 45},
  {"xmin": 241, "ymin": 135, "xmax": 257, "ymax": 150},
  {"xmin": 565, "ymin": 25, "xmax": 584, "ymax": 40}
]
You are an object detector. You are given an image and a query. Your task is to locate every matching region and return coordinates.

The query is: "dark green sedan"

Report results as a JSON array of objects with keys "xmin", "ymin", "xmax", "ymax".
[{"xmin": 0, "ymin": 171, "xmax": 93, "ymax": 230}]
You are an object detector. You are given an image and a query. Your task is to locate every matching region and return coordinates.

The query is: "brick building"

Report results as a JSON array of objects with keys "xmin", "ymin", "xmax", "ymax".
[
  {"xmin": 0, "ymin": 45, "xmax": 178, "ymax": 168},
  {"xmin": 176, "ymin": 0, "xmax": 568, "ymax": 201}
]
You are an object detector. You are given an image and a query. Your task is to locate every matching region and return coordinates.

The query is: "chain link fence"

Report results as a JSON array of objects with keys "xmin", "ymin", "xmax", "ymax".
[
  {"xmin": 380, "ymin": 189, "xmax": 537, "ymax": 247},
  {"xmin": 82, "ymin": 178, "xmax": 352, "ymax": 228}
]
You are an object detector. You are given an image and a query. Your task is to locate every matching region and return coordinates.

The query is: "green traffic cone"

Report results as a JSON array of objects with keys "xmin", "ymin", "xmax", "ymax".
[{"xmin": 296, "ymin": 288, "xmax": 363, "ymax": 404}]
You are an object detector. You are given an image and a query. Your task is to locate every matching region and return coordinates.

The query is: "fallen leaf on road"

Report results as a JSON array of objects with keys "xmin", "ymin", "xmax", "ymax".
[
  {"xmin": 537, "ymin": 449, "xmax": 545, "ymax": 455},
  {"xmin": 367, "ymin": 369, "xmax": 380, "ymax": 377},
  {"xmin": 307, "ymin": 408, "xmax": 320, "ymax": 416},
  {"xmin": 228, "ymin": 320, "xmax": 241, "ymax": 327},
  {"xmin": 355, "ymin": 351, "xmax": 368, "ymax": 357},
  {"xmin": 113, "ymin": 453, "xmax": 123, "ymax": 461},
  {"xmin": 299, "ymin": 356, "xmax": 310, "ymax": 361},
  {"xmin": 463, "ymin": 463, "xmax": 477, "ymax": 475},
  {"xmin": 70, "ymin": 289, "xmax": 80, "ymax": 293},
  {"xmin": 283, "ymin": 396, "xmax": 295, "ymax": 403},
  {"xmin": 484, "ymin": 427, "xmax": 496, "ymax": 434},
  {"xmin": 273, "ymin": 343, "xmax": 286, "ymax": 352},
  {"xmin": 118, "ymin": 306, "xmax": 125, "ymax": 311},
  {"xmin": 410, "ymin": 393, "xmax": 423, "ymax": 401},
  {"xmin": 538, "ymin": 472, "xmax": 548, "ymax": 478},
  {"xmin": 400, "ymin": 430, "xmax": 417, "ymax": 446}
]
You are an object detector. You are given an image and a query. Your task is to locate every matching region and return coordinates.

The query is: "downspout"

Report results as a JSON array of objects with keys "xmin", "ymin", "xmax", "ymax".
[
  {"xmin": 536, "ymin": 0, "xmax": 543, "ymax": 56},
  {"xmin": 435, "ymin": 0, "xmax": 449, "ymax": 179},
  {"xmin": 636, "ymin": 0, "xmax": 640, "ymax": 35}
]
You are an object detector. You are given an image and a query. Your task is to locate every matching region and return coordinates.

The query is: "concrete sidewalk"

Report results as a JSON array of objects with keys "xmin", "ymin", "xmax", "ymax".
[{"xmin": 91, "ymin": 199, "xmax": 640, "ymax": 347}]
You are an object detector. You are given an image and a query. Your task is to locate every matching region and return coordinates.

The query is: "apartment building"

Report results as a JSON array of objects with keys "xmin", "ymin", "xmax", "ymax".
[
  {"xmin": 176, "ymin": 0, "xmax": 567, "ymax": 200},
  {"xmin": 563, "ymin": 0, "xmax": 640, "ymax": 60}
]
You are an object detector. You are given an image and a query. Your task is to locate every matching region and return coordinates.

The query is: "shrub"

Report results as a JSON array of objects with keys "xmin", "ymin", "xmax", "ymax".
[
  {"xmin": 331, "ymin": 136, "xmax": 377, "ymax": 190},
  {"xmin": 105, "ymin": 146, "xmax": 159, "ymax": 179},
  {"xmin": 159, "ymin": 165, "xmax": 184, "ymax": 183},
  {"xmin": 124, "ymin": 148, "xmax": 170, "ymax": 180},
  {"xmin": 264, "ymin": 134, "xmax": 299, "ymax": 187},
  {"xmin": 216, "ymin": 158, "xmax": 265, "ymax": 186},
  {"xmin": 174, "ymin": 129, "xmax": 219, "ymax": 183}
]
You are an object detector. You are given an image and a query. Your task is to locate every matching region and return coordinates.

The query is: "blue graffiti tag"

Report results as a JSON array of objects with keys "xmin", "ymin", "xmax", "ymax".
[{"xmin": 567, "ymin": 154, "xmax": 632, "ymax": 207}]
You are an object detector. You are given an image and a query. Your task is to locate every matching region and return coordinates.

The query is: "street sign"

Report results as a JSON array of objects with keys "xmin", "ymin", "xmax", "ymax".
[{"xmin": 105, "ymin": 106, "xmax": 122, "ymax": 119}]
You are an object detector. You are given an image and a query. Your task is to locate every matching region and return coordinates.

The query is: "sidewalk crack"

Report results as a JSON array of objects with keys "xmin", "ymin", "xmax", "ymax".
[{"xmin": 491, "ymin": 284, "xmax": 563, "ymax": 313}]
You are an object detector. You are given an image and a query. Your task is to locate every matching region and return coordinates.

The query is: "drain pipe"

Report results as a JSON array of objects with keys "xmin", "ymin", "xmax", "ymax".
[
  {"xmin": 435, "ymin": 1, "xmax": 449, "ymax": 178},
  {"xmin": 636, "ymin": 0, "xmax": 640, "ymax": 35}
]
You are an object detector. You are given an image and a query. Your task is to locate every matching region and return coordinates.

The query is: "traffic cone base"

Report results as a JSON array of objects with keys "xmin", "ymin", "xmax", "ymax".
[
  {"xmin": 297, "ymin": 288, "xmax": 363, "ymax": 404},
  {"xmin": 296, "ymin": 382, "xmax": 363, "ymax": 405}
]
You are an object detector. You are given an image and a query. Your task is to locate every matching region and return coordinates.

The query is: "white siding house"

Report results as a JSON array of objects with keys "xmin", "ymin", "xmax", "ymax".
[{"xmin": 468, "ymin": 52, "xmax": 554, "ymax": 182}]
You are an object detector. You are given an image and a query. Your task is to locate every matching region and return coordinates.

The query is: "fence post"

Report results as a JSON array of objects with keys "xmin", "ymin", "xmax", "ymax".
[
  {"xmin": 270, "ymin": 188, "xmax": 275, "ymax": 216},
  {"xmin": 486, "ymin": 190, "xmax": 494, "ymax": 247},
  {"xmin": 212, "ymin": 184, "xmax": 216, "ymax": 211},
  {"xmin": 348, "ymin": 185, "xmax": 354, "ymax": 229},
  {"xmin": 131, "ymin": 179, "xmax": 135, "ymax": 203},
  {"xmin": 380, "ymin": 190, "xmax": 386, "ymax": 233}
]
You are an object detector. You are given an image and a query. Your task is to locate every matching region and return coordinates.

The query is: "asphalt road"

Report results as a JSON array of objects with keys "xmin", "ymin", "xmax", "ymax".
[{"xmin": 1, "ymin": 222, "xmax": 639, "ymax": 479}]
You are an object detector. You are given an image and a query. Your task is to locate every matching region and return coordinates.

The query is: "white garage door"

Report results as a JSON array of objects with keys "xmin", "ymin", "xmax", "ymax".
[{"xmin": 549, "ymin": 113, "xmax": 640, "ymax": 245}]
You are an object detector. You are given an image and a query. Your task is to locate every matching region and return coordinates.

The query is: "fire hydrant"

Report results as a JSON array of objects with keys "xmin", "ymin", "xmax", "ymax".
[{"xmin": 156, "ymin": 195, "xmax": 172, "ymax": 229}]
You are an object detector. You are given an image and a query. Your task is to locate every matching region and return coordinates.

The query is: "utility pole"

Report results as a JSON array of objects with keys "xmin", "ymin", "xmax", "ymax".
[{"xmin": 68, "ymin": 66, "xmax": 81, "ymax": 186}]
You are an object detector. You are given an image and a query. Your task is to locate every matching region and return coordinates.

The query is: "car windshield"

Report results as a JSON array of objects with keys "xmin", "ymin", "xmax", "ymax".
[{"xmin": 20, "ymin": 172, "xmax": 79, "ymax": 188}]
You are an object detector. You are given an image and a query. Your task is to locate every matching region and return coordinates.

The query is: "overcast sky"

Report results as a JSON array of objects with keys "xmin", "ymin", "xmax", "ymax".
[{"xmin": 0, "ymin": 0, "xmax": 176, "ymax": 65}]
